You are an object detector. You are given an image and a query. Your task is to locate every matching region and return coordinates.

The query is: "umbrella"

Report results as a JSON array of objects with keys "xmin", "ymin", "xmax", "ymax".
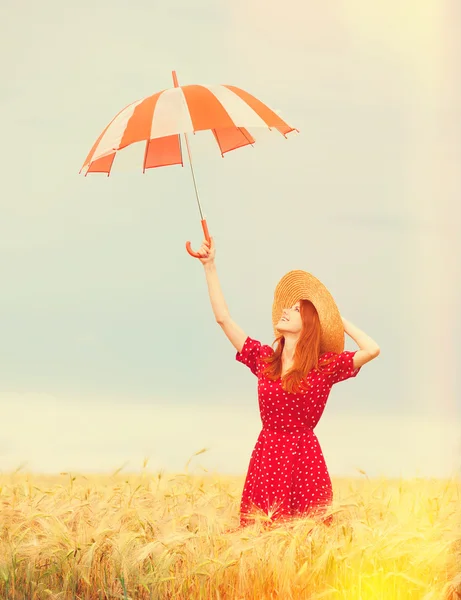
[{"xmin": 80, "ymin": 71, "xmax": 297, "ymax": 258}]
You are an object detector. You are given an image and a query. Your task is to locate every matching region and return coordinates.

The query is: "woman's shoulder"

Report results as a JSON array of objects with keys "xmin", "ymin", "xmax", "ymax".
[
  {"xmin": 238, "ymin": 336, "xmax": 274, "ymax": 358},
  {"xmin": 261, "ymin": 340, "xmax": 274, "ymax": 354},
  {"xmin": 236, "ymin": 337, "xmax": 274, "ymax": 377}
]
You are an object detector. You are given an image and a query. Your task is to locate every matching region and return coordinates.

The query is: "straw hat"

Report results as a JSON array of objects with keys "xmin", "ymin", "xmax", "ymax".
[{"xmin": 272, "ymin": 270, "xmax": 344, "ymax": 354}]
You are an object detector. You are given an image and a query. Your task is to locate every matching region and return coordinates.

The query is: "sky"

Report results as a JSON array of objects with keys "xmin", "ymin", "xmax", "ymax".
[{"xmin": 0, "ymin": 0, "xmax": 459, "ymax": 479}]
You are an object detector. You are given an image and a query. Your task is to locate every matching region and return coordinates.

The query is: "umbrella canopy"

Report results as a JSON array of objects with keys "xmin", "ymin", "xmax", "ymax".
[{"xmin": 80, "ymin": 80, "xmax": 296, "ymax": 175}]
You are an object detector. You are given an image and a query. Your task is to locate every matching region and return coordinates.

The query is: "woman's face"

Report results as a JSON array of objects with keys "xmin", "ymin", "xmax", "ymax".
[{"xmin": 277, "ymin": 301, "xmax": 302, "ymax": 335}]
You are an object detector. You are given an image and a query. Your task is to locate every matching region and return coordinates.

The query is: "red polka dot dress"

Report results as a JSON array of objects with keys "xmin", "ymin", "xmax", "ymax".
[{"xmin": 236, "ymin": 336, "xmax": 361, "ymax": 527}]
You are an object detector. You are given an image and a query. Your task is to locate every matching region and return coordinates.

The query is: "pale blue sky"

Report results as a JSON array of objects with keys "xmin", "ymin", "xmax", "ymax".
[{"xmin": 0, "ymin": 0, "xmax": 459, "ymax": 477}]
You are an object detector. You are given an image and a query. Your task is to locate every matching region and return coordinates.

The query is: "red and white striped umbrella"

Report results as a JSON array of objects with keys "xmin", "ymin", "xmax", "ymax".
[{"xmin": 80, "ymin": 71, "xmax": 297, "ymax": 257}]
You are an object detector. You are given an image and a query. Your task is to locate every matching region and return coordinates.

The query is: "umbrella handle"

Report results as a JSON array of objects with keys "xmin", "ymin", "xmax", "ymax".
[{"xmin": 186, "ymin": 219, "xmax": 211, "ymax": 258}]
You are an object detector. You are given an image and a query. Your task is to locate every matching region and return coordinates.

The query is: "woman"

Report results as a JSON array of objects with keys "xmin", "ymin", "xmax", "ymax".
[{"xmin": 198, "ymin": 237, "xmax": 380, "ymax": 529}]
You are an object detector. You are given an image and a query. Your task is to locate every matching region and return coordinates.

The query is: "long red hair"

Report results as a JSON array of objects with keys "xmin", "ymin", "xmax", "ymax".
[{"xmin": 261, "ymin": 299, "xmax": 333, "ymax": 393}]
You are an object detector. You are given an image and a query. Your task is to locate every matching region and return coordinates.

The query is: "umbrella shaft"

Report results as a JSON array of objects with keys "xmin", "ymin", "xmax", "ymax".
[
  {"xmin": 172, "ymin": 71, "xmax": 205, "ymax": 222},
  {"xmin": 183, "ymin": 132, "xmax": 204, "ymax": 221}
]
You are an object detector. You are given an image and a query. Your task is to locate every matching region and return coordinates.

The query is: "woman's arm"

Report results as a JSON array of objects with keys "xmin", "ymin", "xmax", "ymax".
[
  {"xmin": 341, "ymin": 317, "xmax": 380, "ymax": 369},
  {"xmin": 199, "ymin": 239, "xmax": 248, "ymax": 353}
]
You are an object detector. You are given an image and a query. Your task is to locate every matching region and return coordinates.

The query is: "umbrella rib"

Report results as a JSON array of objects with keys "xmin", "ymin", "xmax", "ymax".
[{"xmin": 239, "ymin": 127, "xmax": 255, "ymax": 146}]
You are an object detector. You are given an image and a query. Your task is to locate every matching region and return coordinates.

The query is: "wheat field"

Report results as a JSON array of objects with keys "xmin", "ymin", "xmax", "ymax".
[{"xmin": 0, "ymin": 459, "xmax": 460, "ymax": 600}]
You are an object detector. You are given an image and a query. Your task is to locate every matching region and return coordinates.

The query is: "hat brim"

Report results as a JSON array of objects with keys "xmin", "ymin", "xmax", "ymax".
[{"xmin": 272, "ymin": 270, "xmax": 344, "ymax": 354}]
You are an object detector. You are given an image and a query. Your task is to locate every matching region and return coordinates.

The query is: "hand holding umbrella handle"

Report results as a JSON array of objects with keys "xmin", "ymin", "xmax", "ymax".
[{"xmin": 186, "ymin": 219, "xmax": 211, "ymax": 258}]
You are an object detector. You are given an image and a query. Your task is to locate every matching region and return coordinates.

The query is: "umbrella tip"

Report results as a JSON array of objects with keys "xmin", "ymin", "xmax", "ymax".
[{"xmin": 172, "ymin": 71, "xmax": 179, "ymax": 88}]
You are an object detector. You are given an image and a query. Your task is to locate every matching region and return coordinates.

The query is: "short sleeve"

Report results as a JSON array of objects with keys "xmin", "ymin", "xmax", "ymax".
[
  {"xmin": 322, "ymin": 350, "xmax": 361, "ymax": 385},
  {"xmin": 236, "ymin": 337, "xmax": 266, "ymax": 376}
]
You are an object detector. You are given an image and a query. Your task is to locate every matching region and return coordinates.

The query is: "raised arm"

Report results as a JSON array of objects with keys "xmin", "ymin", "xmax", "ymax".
[
  {"xmin": 341, "ymin": 317, "xmax": 380, "ymax": 369},
  {"xmin": 197, "ymin": 238, "xmax": 247, "ymax": 353}
]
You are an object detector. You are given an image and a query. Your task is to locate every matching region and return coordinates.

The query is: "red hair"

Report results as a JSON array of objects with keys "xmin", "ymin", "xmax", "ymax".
[{"xmin": 261, "ymin": 299, "xmax": 334, "ymax": 393}]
